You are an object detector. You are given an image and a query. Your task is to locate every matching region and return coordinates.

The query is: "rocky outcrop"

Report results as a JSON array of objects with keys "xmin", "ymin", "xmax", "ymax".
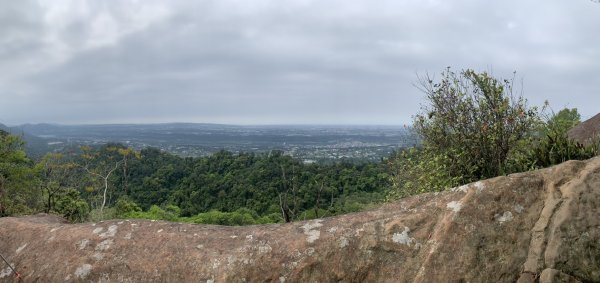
[
  {"xmin": 1, "ymin": 158, "xmax": 599, "ymax": 283},
  {"xmin": 568, "ymin": 113, "xmax": 600, "ymax": 146}
]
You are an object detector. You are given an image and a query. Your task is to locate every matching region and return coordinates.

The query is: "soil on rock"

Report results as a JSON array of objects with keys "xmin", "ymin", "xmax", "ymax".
[{"xmin": 1, "ymin": 158, "xmax": 599, "ymax": 283}]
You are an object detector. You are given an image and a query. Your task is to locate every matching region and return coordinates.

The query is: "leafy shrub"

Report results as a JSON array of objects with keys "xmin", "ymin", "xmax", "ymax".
[
  {"xmin": 89, "ymin": 207, "xmax": 116, "ymax": 222},
  {"xmin": 126, "ymin": 205, "xmax": 179, "ymax": 221},
  {"xmin": 413, "ymin": 68, "xmax": 540, "ymax": 181},
  {"xmin": 529, "ymin": 108, "xmax": 599, "ymax": 167},
  {"xmin": 114, "ymin": 196, "xmax": 142, "ymax": 218},
  {"xmin": 388, "ymin": 68, "xmax": 543, "ymax": 200},
  {"xmin": 54, "ymin": 188, "xmax": 90, "ymax": 222},
  {"xmin": 188, "ymin": 209, "xmax": 260, "ymax": 226},
  {"xmin": 387, "ymin": 148, "xmax": 462, "ymax": 200}
]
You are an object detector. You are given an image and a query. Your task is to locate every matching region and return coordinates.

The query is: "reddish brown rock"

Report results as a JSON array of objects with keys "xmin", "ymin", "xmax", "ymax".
[
  {"xmin": 1, "ymin": 158, "xmax": 599, "ymax": 282},
  {"xmin": 568, "ymin": 113, "xmax": 600, "ymax": 146}
]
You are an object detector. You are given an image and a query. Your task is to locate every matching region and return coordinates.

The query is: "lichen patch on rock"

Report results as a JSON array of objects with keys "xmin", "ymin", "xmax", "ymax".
[
  {"xmin": 495, "ymin": 211, "xmax": 514, "ymax": 223},
  {"xmin": 474, "ymin": 181, "xmax": 485, "ymax": 193},
  {"xmin": 74, "ymin": 264, "xmax": 92, "ymax": 279},
  {"xmin": 514, "ymin": 204, "xmax": 524, "ymax": 213},
  {"xmin": 452, "ymin": 184, "xmax": 469, "ymax": 193},
  {"xmin": 446, "ymin": 201, "xmax": 462, "ymax": 213},
  {"xmin": 0, "ymin": 267, "xmax": 13, "ymax": 278},
  {"xmin": 78, "ymin": 239, "xmax": 90, "ymax": 250},
  {"xmin": 258, "ymin": 244, "xmax": 272, "ymax": 254},
  {"xmin": 339, "ymin": 236, "xmax": 349, "ymax": 248},
  {"xmin": 95, "ymin": 239, "xmax": 113, "ymax": 251},
  {"xmin": 301, "ymin": 219, "xmax": 323, "ymax": 243},
  {"xmin": 99, "ymin": 225, "xmax": 118, "ymax": 238},
  {"xmin": 392, "ymin": 227, "xmax": 414, "ymax": 246}
]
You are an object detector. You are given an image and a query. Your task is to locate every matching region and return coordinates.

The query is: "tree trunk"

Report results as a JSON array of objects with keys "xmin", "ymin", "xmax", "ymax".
[{"xmin": 101, "ymin": 177, "xmax": 108, "ymax": 213}]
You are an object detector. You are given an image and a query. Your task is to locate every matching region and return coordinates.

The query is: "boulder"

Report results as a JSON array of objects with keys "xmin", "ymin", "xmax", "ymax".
[
  {"xmin": 568, "ymin": 113, "xmax": 600, "ymax": 146},
  {"xmin": 1, "ymin": 158, "xmax": 599, "ymax": 282}
]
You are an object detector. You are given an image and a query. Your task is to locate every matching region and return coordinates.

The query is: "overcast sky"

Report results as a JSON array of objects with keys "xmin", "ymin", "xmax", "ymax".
[{"xmin": 1, "ymin": 0, "xmax": 599, "ymax": 125}]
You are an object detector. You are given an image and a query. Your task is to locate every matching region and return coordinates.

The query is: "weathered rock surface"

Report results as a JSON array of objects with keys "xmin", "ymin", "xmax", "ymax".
[
  {"xmin": 568, "ymin": 112, "xmax": 600, "ymax": 146},
  {"xmin": 1, "ymin": 158, "xmax": 599, "ymax": 283}
]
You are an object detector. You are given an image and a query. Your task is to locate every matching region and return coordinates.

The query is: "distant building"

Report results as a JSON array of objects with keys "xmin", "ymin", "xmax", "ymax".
[{"xmin": 568, "ymin": 113, "xmax": 600, "ymax": 146}]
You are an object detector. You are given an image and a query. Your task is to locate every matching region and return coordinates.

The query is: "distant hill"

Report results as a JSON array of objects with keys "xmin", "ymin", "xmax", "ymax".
[
  {"xmin": 0, "ymin": 123, "xmax": 50, "ymax": 158},
  {"xmin": 568, "ymin": 113, "xmax": 600, "ymax": 145}
]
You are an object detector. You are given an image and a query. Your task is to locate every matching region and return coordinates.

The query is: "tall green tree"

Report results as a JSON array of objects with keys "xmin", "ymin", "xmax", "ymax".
[
  {"xmin": 35, "ymin": 153, "xmax": 76, "ymax": 213},
  {"xmin": 0, "ymin": 131, "xmax": 40, "ymax": 215},
  {"xmin": 78, "ymin": 145, "xmax": 122, "ymax": 214},
  {"xmin": 543, "ymin": 108, "xmax": 581, "ymax": 136}
]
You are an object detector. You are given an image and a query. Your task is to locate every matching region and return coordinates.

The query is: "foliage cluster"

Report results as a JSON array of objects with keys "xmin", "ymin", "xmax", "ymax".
[
  {"xmin": 530, "ymin": 109, "xmax": 600, "ymax": 168},
  {"xmin": 387, "ymin": 148, "xmax": 461, "ymax": 200},
  {"xmin": 0, "ymin": 130, "xmax": 40, "ymax": 216},
  {"xmin": 414, "ymin": 68, "xmax": 540, "ymax": 181},
  {"xmin": 0, "ymin": 131, "xmax": 90, "ymax": 221},
  {"xmin": 2, "ymin": 133, "xmax": 390, "ymax": 224},
  {"xmin": 387, "ymin": 69, "xmax": 599, "ymax": 200}
]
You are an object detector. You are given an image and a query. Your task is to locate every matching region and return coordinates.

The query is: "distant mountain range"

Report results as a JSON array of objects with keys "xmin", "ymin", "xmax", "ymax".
[{"xmin": 2, "ymin": 123, "xmax": 417, "ymax": 162}]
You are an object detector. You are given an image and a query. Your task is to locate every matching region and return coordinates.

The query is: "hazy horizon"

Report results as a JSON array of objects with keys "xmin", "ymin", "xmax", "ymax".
[{"xmin": 5, "ymin": 121, "xmax": 410, "ymax": 127}]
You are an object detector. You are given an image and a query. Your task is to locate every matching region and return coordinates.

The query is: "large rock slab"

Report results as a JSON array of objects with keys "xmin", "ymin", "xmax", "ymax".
[
  {"xmin": 1, "ymin": 158, "xmax": 599, "ymax": 282},
  {"xmin": 568, "ymin": 112, "xmax": 600, "ymax": 146}
]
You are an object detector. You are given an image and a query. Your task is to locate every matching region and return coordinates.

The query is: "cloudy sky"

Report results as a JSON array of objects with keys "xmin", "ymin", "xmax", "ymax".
[{"xmin": 1, "ymin": 0, "xmax": 599, "ymax": 125}]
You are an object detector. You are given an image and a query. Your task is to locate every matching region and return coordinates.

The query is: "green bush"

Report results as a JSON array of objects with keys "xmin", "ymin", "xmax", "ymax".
[
  {"xmin": 126, "ymin": 205, "xmax": 179, "ymax": 221},
  {"xmin": 114, "ymin": 196, "xmax": 142, "ymax": 218},
  {"xmin": 164, "ymin": 204, "xmax": 181, "ymax": 217},
  {"xmin": 509, "ymin": 108, "xmax": 599, "ymax": 170},
  {"xmin": 531, "ymin": 131, "xmax": 599, "ymax": 168},
  {"xmin": 89, "ymin": 207, "xmax": 116, "ymax": 222},
  {"xmin": 188, "ymin": 209, "xmax": 259, "ymax": 226},
  {"xmin": 387, "ymin": 148, "xmax": 462, "ymax": 200},
  {"xmin": 54, "ymin": 188, "xmax": 90, "ymax": 222},
  {"xmin": 388, "ymin": 68, "xmax": 544, "ymax": 200},
  {"xmin": 413, "ymin": 68, "xmax": 540, "ymax": 182}
]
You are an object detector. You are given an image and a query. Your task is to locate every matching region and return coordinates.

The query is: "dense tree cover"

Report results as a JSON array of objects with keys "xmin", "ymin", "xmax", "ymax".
[
  {"xmin": 0, "ymin": 130, "xmax": 40, "ymax": 216},
  {"xmin": 387, "ymin": 69, "xmax": 600, "ymax": 200},
  {"xmin": 0, "ymin": 132, "xmax": 89, "ymax": 220},
  {"xmin": 114, "ymin": 148, "xmax": 389, "ymax": 222},
  {"xmin": 1, "ymin": 133, "xmax": 390, "ymax": 224}
]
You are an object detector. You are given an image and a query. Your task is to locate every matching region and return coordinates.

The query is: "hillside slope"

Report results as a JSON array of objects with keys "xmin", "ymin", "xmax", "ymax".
[
  {"xmin": 1, "ymin": 157, "xmax": 599, "ymax": 282},
  {"xmin": 0, "ymin": 123, "xmax": 50, "ymax": 158},
  {"xmin": 568, "ymin": 112, "xmax": 600, "ymax": 146}
]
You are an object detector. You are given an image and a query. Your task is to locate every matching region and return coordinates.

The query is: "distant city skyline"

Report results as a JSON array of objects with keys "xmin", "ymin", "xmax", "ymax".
[{"xmin": 1, "ymin": 0, "xmax": 599, "ymax": 125}]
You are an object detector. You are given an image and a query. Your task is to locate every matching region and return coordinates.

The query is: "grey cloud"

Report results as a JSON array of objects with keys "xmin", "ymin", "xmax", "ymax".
[{"xmin": 1, "ymin": 0, "xmax": 599, "ymax": 125}]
